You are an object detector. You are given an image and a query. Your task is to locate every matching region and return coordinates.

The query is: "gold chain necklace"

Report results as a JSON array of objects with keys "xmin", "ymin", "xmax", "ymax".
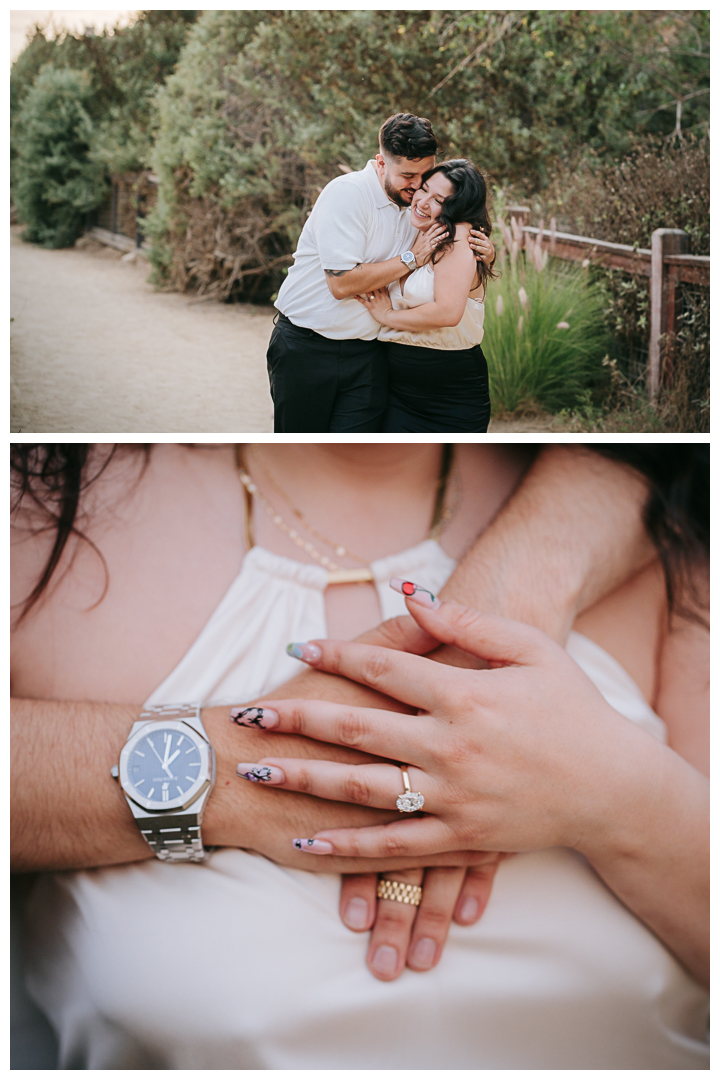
[
  {"xmin": 235, "ymin": 445, "xmax": 459, "ymax": 586},
  {"xmin": 251, "ymin": 446, "xmax": 370, "ymax": 565}
]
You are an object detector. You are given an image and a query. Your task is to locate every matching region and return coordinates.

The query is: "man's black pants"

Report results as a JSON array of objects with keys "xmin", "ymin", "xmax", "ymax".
[{"xmin": 267, "ymin": 314, "xmax": 388, "ymax": 433}]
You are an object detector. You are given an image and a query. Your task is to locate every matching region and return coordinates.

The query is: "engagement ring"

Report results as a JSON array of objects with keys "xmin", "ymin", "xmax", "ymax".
[{"xmin": 396, "ymin": 764, "xmax": 424, "ymax": 813}]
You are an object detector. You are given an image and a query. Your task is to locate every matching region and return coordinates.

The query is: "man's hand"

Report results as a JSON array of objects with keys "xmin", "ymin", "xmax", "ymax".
[{"xmin": 338, "ymin": 858, "xmax": 506, "ymax": 981}]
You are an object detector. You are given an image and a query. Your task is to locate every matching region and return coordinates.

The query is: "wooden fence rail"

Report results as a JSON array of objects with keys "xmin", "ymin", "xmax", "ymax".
[{"xmin": 505, "ymin": 206, "xmax": 709, "ymax": 400}]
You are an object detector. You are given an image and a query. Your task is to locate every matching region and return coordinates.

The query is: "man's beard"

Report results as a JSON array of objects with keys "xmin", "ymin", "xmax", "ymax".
[{"xmin": 383, "ymin": 175, "xmax": 415, "ymax": 208}]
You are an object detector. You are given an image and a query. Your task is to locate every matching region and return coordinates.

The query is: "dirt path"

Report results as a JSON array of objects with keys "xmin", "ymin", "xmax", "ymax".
[
  {"xmin": 11, "ymin": 228, "xmax": 562, "ymax": 434},
  {"xmin": 11, "ymin": 228, "xmax": 275, "ymax": 433}
]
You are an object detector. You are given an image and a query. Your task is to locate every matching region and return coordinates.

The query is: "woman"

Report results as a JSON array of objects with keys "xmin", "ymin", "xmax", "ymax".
[
  {"xmin": 12, "ymin": 444, "xmax": 708, "ymax": 1069},
  {"xmin": 357, "ymin": 159, "xmax": 495, "ymax": 433}
]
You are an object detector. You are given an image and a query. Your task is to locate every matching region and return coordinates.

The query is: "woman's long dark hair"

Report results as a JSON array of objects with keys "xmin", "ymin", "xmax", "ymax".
[
  {"xmin": 10, "ymin": 444, "xmax": 709, "ymax": 624},
  {"xmin": 421, "ymin": 159, "xmax": 497, "ymax": 290},
  {"xmin": 10, "ymin": 444, "xmax": 150, "ymax": 623}
]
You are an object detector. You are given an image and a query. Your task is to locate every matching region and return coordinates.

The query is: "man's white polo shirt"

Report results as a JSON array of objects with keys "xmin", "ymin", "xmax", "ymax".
[{"xmin": 275, "ymin": 160, "xmax": 417, "ymax": 341}]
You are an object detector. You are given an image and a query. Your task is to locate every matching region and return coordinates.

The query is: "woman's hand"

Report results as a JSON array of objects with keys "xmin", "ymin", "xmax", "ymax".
[
  {"xmin": 248, "ymin": 586, "xmax": 666, "ymax": 863},
  {"xmin": 354, "ymin": 286, "xmax": 394, "ymax": 325},
  {"xmin": 411, "ymin": 221, "xmax": 448, "ymax": 265},
  {"xmin": 339, "ymin": 859, "xmax": 505, "ymax": 981},
  {"xmin": 469, "ymin": 228, "xmax": 495, "ymax": 267}
]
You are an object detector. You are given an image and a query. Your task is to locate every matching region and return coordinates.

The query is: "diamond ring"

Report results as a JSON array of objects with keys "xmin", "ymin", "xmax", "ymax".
[{"xmin": 396, "ymin": 765, "xmax": 424, "ymax": 813}]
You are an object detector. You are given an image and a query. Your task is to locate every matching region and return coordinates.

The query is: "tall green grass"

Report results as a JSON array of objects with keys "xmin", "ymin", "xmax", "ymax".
[{"xmin": 483, "ymin": 232, "xmax": 610, "ymax": 414}]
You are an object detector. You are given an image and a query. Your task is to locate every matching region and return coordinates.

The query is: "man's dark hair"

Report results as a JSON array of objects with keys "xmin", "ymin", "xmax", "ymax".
[{"xmin": 379, "ymin": 113, "xmax": 438, "ymax": 161}]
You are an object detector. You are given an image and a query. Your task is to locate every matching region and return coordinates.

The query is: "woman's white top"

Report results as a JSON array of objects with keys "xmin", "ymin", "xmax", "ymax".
[
  {"xmin": 379, "ymin": 262, "xmax": 485, "ymax": 350},
  {"xmin": 25, "ymin": 540, "xmax": 709, "ymax": 1070}
]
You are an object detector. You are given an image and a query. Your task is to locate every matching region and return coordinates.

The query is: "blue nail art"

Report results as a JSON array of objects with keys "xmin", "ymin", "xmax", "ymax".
[{"xmin": 286, "ymin": 643, "xmax": 304, "ymax": 660}]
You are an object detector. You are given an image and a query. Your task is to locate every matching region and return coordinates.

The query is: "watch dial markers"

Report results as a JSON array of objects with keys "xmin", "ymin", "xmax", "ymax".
[{"xmin": 129, "ymin": 727, "xmax": 203, "ymax": 806}]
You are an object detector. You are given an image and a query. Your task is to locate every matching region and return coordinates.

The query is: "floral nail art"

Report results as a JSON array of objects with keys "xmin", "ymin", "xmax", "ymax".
[
  {"xmin": 238, "ymin": 765, "xmax": 274, "ymax": 782},
  {"xmin": 292, "ymin": 838, "xmax": 334, "ymax": 854},
  {"xmin": 230, "ymin": 707, "xmax": 278, "ymax": 729}
]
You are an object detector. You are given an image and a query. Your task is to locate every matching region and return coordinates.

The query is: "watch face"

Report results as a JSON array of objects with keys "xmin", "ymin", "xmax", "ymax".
[{"xmin": 121, "ymin": 721, "xmax": 209, "ymax": 811}]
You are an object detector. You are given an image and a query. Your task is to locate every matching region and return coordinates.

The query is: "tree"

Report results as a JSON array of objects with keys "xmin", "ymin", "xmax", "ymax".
[{"xmin": 14, "ymin": 66, "xmax": 106, "ymax": 248}]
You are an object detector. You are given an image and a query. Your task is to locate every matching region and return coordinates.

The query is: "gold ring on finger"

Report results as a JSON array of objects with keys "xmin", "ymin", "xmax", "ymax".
[
  {"xmin": 377, "ymin": 878, "xmax": 422, "ymax": 905},
  {"xmin": 396, "ymin": 764, "xmax": 424, "ymax": 813}
]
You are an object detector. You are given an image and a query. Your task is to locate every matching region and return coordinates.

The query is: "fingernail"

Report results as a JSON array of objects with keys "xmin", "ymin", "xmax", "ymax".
[
  {"xmin": 344, "ymin": 896, "xmax": 369, "ymax": 930},
  {"xmin": 236, "ymin": 763, "xmax": 285, "ymax": 784},
  {"xmin": 410, "ymin": 937, "xmax": 437, "ymax": 969},
  {"xmin": 292, "ymin": 838, "xmax": 334, "ymax": 854},
  {"xmin": 458, "ymin": 896, "xmax": 479, "ymax": 923},
  {"xmin": 389, "ymin": 578, "xmax": 441, "ymax": 610},
  {"xmin": 371, "ymin": 945, "xmax": 399, "ymax": 977},
  {"xmin": 230, "ymin": 706, "xmax": 279, "ymax": 730},
  {"xmin": 286, "ymin": 642, "xmax": 322, "ymax": 663}
]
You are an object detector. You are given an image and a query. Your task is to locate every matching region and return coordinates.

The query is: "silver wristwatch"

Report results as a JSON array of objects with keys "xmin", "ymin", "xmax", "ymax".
[
  {"xmin": 400, "ymin": 250, "xmax": 418, "ymax": 272},
  {"xmin": 112, "ymin": 704, "xmax": 216, "ymax": 862}
]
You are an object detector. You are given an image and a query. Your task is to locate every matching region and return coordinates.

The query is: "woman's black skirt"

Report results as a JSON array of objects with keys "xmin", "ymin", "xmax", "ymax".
[{"xmin": 381, "ymin": 341, "xmax": 491, "ymax": 433}]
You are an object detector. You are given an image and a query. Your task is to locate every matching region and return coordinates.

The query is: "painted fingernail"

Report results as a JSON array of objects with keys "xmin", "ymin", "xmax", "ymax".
[
  {"xmin": 286, "ymin": 642, "xmax": 322, "ymax": 664},
  {"xmin": 230, "ymin": 706, "xmax": 280, "ymax": 730},
  {"xmin": 458, "ymin": 896, "xmax": 479, "ymax": 923},
  {"xmin": 410, "ymin": 937, "xmax": 437, "ymax": 969},
  {"xmin": 344, "ymin": 896, "xmax": 370, "ymax": 930},
  {"xmin": 292, "ymin": 838, "xmax": 334, "ymax": 854},
  {"xmin": 389, "ymin": 578, "xmax": 441, "ymax": 610},
  {"xmin": 236, "ymin": 763, "xmax": 285, "ymax": 783},
  {"xmin": 371, "ymin": 945, "xmax": 399, "ymax": 977}
]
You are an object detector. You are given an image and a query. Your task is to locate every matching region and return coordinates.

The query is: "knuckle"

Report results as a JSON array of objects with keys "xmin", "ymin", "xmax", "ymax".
[
  {"xmin": 379, "ymin": 831, "xmax": 409, "ymax": 858},
  {"xmin": 294, "ymin": 766, "xmax": 314, "ymax": 794},
  {"xmin": 286, "ymin": 705, "xmax": 307, "ymax": 736},
  {"xmin": 360, "ymin": 648, "xmax": 391, "ymax": 688},
  {"xmin": 336, "ymin": 709, "xmax": 369, "ymax": 748},
  {"xmin": 416, "ymin": 906, "xmax": 451, "ymax": 930},
  {"xmin": 343, "ymin": 771, "xmax": 373, "ymax": 805},
  {"xmin": 376, "ymin": 904, "xmax": 413, "ymax": 930}
]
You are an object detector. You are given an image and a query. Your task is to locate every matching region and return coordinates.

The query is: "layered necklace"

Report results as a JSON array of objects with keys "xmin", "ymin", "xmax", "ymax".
[{"xmin": 235, "ymin": 444, "xmax": 460, "ymax": 585}]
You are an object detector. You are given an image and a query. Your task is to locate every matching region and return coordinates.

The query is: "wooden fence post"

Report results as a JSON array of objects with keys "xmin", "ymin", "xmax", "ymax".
[{"xmin": 648, "ymin": 228, "xmax": 688, "ymax": 401}]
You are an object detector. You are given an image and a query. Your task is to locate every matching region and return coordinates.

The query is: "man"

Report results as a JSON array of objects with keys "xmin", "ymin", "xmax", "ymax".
[{"xmin": 267, "ymin": 114, "xmax": 494, "ymax": 432}]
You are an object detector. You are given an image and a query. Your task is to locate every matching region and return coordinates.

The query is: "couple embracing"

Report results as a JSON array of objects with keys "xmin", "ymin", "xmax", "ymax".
[{"xmin": 266, "ymin": 113, "xmax": 496, "ymax": 433}]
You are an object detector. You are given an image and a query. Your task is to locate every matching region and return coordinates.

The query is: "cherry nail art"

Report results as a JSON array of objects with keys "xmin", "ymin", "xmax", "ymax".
[{"xmin": 389, "ymin": 578, "xmax": 441, "ymax": 610}]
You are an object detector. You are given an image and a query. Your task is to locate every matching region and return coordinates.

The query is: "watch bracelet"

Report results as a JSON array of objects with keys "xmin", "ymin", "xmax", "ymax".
[{"xmin": 138, "ymin": 812, "xmax": 206, "ymax": 862}]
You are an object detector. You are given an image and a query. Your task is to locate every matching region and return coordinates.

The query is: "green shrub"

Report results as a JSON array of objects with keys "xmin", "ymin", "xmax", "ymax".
[
  {"xmin": 484, "ymin": 242, "xmax": 610, "ymax": 414},
  {"xmin": 147, "ymin": 9, "xmax": 709, "ymax": 303},
  {"xmin": 11, "ymin": 12, "xmax": 198, "ymax": 237},
  {"xmin": 14, "ymin": 66, "xmax": 107, "ymax": 247}
]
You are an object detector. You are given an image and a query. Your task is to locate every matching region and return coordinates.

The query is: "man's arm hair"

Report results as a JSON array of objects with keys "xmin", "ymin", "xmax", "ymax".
[{"xmin": 323, "ymin": 257, "xmax": 407, "ymax": 299}]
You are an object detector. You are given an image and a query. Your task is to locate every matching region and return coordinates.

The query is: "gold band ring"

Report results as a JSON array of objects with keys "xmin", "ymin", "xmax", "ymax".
[{"xmin": 377, "ymin": 879, "xmax": 423, "ymax": 906}]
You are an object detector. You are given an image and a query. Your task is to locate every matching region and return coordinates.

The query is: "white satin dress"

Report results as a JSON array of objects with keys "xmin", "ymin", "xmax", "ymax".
[{"xmin": 24, "ymin": 540, "xmax": 710, "ymax": 1069}]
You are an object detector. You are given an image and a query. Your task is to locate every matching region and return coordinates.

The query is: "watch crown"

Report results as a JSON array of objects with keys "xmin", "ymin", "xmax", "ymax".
[{"xmin": 111, "ymin": 765, "xmax": 119, "ymax": 780}]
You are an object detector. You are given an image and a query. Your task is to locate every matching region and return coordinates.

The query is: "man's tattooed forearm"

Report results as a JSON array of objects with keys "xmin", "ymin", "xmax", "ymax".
[{"xmin": 325, "ymin": 264, "xmax": 362, "ymax": 277}]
